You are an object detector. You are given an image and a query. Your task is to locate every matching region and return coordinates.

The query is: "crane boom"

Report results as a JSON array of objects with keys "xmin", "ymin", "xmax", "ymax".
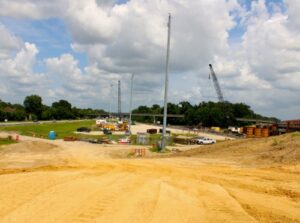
[{"xmin": 209, "ymin": 64, "xmax": 224, "ymax": 102}]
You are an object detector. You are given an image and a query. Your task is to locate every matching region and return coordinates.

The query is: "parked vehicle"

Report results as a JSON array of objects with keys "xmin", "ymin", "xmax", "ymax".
[
  {"xmin": 118, "ymin": 137, "xmax": 130, "ymax": 144},
  {"xmin": 196, "ymin": 137, "xmax": 216, "ymax": 145},
  {"xmin": 103, "ymin": 128, "xmax": 112, "ymax": 135},
  {"xmin": 147, "ymin": 129, "xmax": 157, "ymax": 134},
  {"xmin": 159, "ymin": 129, "xmax": 171, "ymax": 134},
  {"xmin": 77, "ymin": 127, "xmax": 91, "ymax": 132}
]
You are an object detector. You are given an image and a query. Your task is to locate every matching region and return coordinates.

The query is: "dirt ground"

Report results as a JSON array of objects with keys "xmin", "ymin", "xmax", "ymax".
[
  {"xmin": 0, "ymin": 132, "xmax": 299, "ymax": 223},
  {"xmin": 74, "ymin": 123, "xmax": 230, "ymax": 141}
]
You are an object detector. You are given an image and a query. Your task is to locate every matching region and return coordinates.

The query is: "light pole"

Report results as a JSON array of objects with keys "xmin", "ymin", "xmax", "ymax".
[
  {"xmin": 109, "ymin": 84, "xmax": 113, "ymax": 117},
  {"xmin": 129, "ymin": 74, "xmax": 134, "ymax": 134},
  {"xmin": 161, "ymin": 14, "xmax": 171, "ymax": 151}
]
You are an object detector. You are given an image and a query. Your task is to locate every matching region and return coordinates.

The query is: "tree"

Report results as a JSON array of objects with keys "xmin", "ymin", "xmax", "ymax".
[
  {"xmin": 0, "ymin": 110, "xmax": 5, "ymax": 121},
  {"xmin": 23, "ymin": 95, "xmax": 43, "ymax": 120},
  {"xmin": 41, "ymin": 105, "xmax": 53, "ymax": 120},
  {"xmin": 51, "ymin": 100, "xmax": 74, "ymax": 120},
  {"xmin": 132, "ymin": 105, "xmax": 153, "ymax": 123}
]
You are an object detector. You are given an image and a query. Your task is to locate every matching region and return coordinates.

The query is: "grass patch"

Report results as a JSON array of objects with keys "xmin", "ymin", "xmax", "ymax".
[
  {"xmin": 0, "ymin": 137, "xmax": 17, "ymax": 146},
  {"xmin": 149, "ymin": 146, "xmax": 160, "ymax": 152},
  {"xmin": 271, "ymin": 139, "xmax": 279, "ymax": 146},
  {"xmin": 149, "ymin": 146, "xmax": 171, "ymax": 153},
  {"xmin": 0, "ymin": 120, "xmax": 95, "ymax": 139},
  {"xmin": 172, "ymin": 133, "xmax": 197, "ymax": 138},
  {"xmin": 105, "ymin": 134, "xmax": 126, "ymax": 141}
]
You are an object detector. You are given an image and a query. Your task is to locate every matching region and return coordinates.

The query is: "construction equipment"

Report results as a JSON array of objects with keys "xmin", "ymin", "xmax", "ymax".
[
  {"xmin": 118, "ymin": 121, "xmax": 128, "ymax": 131},
  {"xmin": 103, "ymin": 123, "xmax": 116, "ymax": 131},
  {"xmin": 209, "ymin": 64, "xmax": 224, "ymax": 102}
]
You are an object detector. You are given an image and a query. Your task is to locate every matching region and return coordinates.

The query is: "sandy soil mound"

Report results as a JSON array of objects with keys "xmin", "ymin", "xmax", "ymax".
[
  {"xmin": 1, "ymin": 141, "xmax": 58, "ymax": 154},
  {"xmin": 176, "ymin": 132, "xmax": 300, "ymax": 167},
  {"xmin": 0, "ymin": 133, "xmax": 299, "ymax": 222},
  {"xmin": 0, "ymin": 141, "xmax": 65, "ymax": 170}
]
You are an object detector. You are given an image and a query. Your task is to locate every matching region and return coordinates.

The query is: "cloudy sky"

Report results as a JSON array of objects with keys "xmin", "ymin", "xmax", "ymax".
[{"xmin": 0, "ymin": 0, "xmax": 299, "ymax": 119}]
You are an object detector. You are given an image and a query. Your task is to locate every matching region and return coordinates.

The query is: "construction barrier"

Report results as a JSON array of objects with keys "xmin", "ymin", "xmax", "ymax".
[
  {"xmin": 246, "ymin": 127, "xmax": 271, "ymax": 138},
  {"xmin": 262, "ymin": 128, "xmax": 270, "ymax": 137},
  {"xmin": 63, "ymin": 136, "xmax": 77, "ymax": 141},
  {"xmin": 134, "ymin": 148, "xmax": 146, "ymax": 157},
  {"xmin": 246, "ymin": 127, "xmax": 255, "ymax": 138},
  {"xmin": 255, "ymin": 128, "xmax": 262, "ymax": 138}
]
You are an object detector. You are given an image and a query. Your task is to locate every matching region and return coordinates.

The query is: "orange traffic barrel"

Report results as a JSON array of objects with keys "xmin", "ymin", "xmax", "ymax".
[
  {"xmin": 246, "ymin": 127, "xmax": 255, "ymax": 138},
  {"xmin": 262, "ymin": 128, "xmax": 270, "ymax": 137},
  {"xmin": 255, "ymin": 128, "xmax": 262, "ymax": 137}
]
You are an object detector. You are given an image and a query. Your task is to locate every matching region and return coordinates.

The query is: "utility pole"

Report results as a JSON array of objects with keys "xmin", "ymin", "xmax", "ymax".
[
  {"xmin": 118, "ymin": 80, "xmax": 121, "ymax": 117},
  {"xmin": 161, "ymin": 14, "xmax": 171, "ymax": 151},
  {"xmin": 129, "ymin": 74, "xmax": 134, "ymax": 134},
  {"xmin": 109, "ymin": 84, "xmax": 113, "ymax": 117}
]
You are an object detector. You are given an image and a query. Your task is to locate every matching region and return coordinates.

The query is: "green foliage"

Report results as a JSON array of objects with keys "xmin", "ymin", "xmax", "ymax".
[
  {"xmin": 24, "ymin": 95, "xmax": 43, "ymax": 119},
  {"xmin": 149, "ymin": 146, "xmax": 160, "ymax": 152},
  {"xmin": 132, "ymin": 101, "xmax": 277, "ymax": 128},
  {"xmin": 0, "ymin": 96, "xmax": 107, "ymax": 122},
  {"xmin": 52, "ymin": 100, "xmax": 74, "ymax": 120},
  {"xmin": 41, "ymin": 105, "xmax": 53, "ymax": 120},
  {"xmin": 0, "ymin": 100, "xmax": 26, "ymax": 121},
  {"xmin": 1, "ymin": 96, "xmax": 277, "ymax": 128},
  {"xmin": 0, "ymin": 120, "xmax": 95, "ymax": 139},
  {"xmin": 0, "ymin": 137, "xmax": 17, "ymax": 146}
]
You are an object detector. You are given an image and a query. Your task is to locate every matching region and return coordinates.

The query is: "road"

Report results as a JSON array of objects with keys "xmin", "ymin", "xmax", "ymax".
[{"xmin": 0, "ymin": 119, "xmax": 89, "ymax": 127}]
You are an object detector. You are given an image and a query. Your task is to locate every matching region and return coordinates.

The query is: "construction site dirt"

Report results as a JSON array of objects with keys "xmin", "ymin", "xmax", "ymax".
[{"xmin": 0, "ymin": 132, "xmax": 299, "ymax": 223}]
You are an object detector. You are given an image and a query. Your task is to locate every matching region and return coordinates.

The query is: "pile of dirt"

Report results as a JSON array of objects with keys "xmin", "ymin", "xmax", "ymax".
[
  {"xmin": 0, "ymin": 141, "xmax": 58, "ymax": 154},
  {"xmin": 0, "ymin": 141, "xmax": 64, "ymax": 170},
  {"xmin": 176, "ymin": 132, "xmax": 300, "ymax": 167}
]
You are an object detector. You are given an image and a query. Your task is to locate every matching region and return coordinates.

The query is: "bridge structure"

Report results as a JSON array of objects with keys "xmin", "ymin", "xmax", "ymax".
[
  {"xmin": 99, "ymin": 113, "xmax": 184, "ymax": 124},
  {"xmin": 236, "ymin": 118, "xmax": 279, "ymax": 124}
]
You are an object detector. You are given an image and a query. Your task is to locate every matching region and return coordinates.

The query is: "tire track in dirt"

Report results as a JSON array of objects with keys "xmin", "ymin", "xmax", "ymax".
[
  {"xmin": 0, "ymin": 171, "xmax": 84, "ymax": 217},
  {"xmin": 161, "ymin": 178, "xmax": 257, "ymax": 223},
  {"xmin": 200, "ymin": 175, "xmax": 300, "ymax": 222},
  {"xmin": 0, "ymin": 171, "xmax": 130, "ymax": 223},
  {"xmin": 68, "ymin": 173, "xmax": 144, "ymax": 223},
  {"xmin": 96, "ymin": 178, "xmax": 163, "ymax": 223}
]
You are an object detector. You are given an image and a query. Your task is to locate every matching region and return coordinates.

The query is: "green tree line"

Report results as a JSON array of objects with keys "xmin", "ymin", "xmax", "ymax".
[
  {"xmin": 1, "ymin": 95, "xmax": 278, "ymax": 127},
  {"xmin": 0, "ymin": 95, "xmax": 107, "ymax": 121},
  {"xmin": 132, "ymin": 101, "xmax": 279, "ymax": 127}
]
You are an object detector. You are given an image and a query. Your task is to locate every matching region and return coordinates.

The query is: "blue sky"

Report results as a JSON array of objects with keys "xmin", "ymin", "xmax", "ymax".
[
  {"xmin": 0, "ymin": 0, "xmax": 299, "ymax": 119},
  {"xmin": 0, "ymin": 17, "xmax": 87, "ymax": 72},
  {"xmin": 0, "ymin": 0, "xmax": 284, "ymax": 70}
]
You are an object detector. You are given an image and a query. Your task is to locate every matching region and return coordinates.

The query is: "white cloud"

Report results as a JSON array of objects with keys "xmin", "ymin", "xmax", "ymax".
[
  {"xmin": 0, "ymin": 0, "xmax": 300, "ymax": 119},
  {"xmin": 44, "ymin": 54, "xmax": 126, "ymax": 108},
  {"xmin": 0, "ymin": 41, "xmax": 46, "ymax": 102},
  {"xmin": 0, "ymin": 24, "xmax": 22, "ymax": 59},
  {"xmin": 211, "ymin": 0, "xmax": 300, "ymax": 118},
  {"xmin": 64, "ymin": 0, "xmax": 121, "ymax": 44},
  {"xmin": 285, "ymin": 0, "xmax": 300, "ymax": 30}
]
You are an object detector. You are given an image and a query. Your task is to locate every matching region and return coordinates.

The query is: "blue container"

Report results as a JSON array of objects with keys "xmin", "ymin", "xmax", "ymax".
[{"xmin": 49, "ymin": 131, "xmax": 56, "ymax": 140}]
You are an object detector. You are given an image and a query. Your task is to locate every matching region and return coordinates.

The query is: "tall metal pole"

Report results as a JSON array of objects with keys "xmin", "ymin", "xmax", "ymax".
[
  {"xmin": 109, "ymin": 84, "xmax": 113, "ymax": 117},
  {"xmin": 161, "ymin": 14, "xmax": 171, "ymax": 151},
  {"xmin": 118, "ymin": 80, "xmax": 121, "ymax": 117},
  {"xmin": 129, "ymin": 74, "xmax": 134, "ymax": 134}
]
